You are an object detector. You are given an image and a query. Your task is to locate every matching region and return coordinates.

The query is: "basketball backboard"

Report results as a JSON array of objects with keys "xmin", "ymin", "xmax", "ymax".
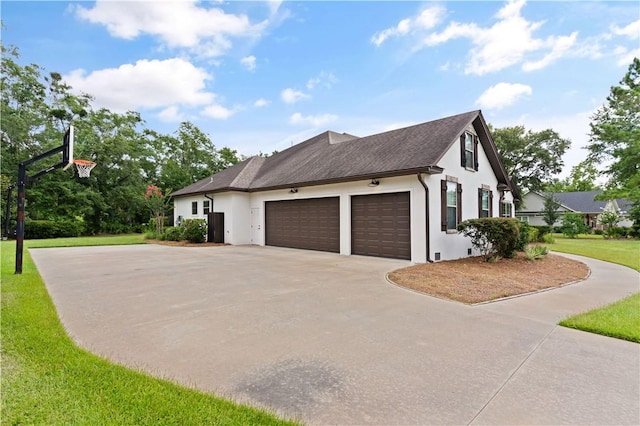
[{"xmin": 62, "ymin": 125, "xmax": 74, "ymax": 170}]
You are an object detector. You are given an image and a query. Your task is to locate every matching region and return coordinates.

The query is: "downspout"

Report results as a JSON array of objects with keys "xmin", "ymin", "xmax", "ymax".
[
  {"xmin": 204, "ymin": 193, "xmax": 214, "ymax": 212},
  {"xmin": 417, "ymin": 173, "xmax": 433, "ymax": 263}
]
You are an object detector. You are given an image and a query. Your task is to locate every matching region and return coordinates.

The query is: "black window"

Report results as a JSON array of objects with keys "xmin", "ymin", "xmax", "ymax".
[
  {"xmin": 478, "ymin": 188, "xmax": 493, "ymax": 218},
  {"xmin": 441, "ymin": 180, "xmax": 462, "ymax": 231},
  {"xmin": 191, "ymin": 201, "xmax": 198, "ymax": 215},
  {"xmin": 203, "ymin": 200, "xmax": 210, "ymax": 214},
  {"xmin": 460, "ymin": 132, "xmax": 479, "ymax": 171}
]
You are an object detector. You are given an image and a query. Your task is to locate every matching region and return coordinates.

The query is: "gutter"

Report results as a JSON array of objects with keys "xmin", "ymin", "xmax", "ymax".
[{"xmin": 204, "ymin": 193, "xmax": 214, "ymax": 213}]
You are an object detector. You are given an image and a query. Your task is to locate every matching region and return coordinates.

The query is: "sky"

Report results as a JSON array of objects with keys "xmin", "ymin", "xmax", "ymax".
[{"xmin": 2, "ymin": 0, "xmax": 639, "ymax": 178}]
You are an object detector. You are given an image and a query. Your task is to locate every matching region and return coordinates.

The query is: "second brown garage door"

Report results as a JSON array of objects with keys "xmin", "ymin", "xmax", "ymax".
[
  {"xmin": 265, "ymin": 197, "xmax": 340, "ymax": 253},
  {"xmin": 351, "ymin": 192, "xmax": 411, "ymax": 260}
]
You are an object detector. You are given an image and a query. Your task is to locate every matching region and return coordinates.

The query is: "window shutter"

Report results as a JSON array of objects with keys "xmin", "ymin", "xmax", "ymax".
[
  {"xmin": 460, "ymin": 134, "xmax": 466, "ymax": 167},
  {"xmin": 489, "ymin": 191, "xmax": 494, "ymax": 216},
  {"xmin": 441, "ymin": 180, "xmax": 447, "ymax": 231},
  {"xmin": 473, "ymin": 136, "xmax": 479, "ymax": 171},
  {"xmin": 457, "ymin": 183, "xmax": 463, "ymax": 225},
  {"xmin": 478, "ymin": 188, "xmax": 483, "ymax": 218}
]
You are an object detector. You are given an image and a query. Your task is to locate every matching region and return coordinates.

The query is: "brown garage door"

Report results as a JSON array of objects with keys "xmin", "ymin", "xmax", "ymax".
[
  {"xmin": 351, "ymin": 192, "xmax": 411, "ymax": 260},
  {"xmin": 265, "ymin": 197, "xmax": 340, "ymax": 253}
]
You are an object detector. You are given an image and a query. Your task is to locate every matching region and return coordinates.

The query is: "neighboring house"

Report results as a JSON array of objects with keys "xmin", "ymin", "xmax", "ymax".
[
  {"xmin": 172, "ymin": 110, "xmax": 517, "ymax": 263},
  {"xmin": 516, "ymin": 190, "xmax": 633, "ymax": 228}
]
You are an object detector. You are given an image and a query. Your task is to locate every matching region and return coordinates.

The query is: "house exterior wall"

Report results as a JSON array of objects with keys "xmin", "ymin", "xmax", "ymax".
[
  {"xmin": 172, "ymin": 123, "xmax": 515, "ymax": 262},
  {"xmin": 426, "ymin": 124, "xmax": 511, "ymax": 260}
]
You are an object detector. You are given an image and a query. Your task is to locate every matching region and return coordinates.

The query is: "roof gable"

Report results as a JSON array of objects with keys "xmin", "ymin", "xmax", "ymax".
[{"xmin": 174, "ymin": 110, "xmax": 513, "ymax": 196}]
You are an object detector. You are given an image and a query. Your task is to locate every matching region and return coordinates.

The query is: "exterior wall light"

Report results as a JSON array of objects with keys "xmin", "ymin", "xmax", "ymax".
[
  {"xmin": 289, "ymin": 188, "xmax": 298, "ymax": 193},
  {"xmin": 368, "ymin": 179, "xmax": 380, "ymax": 187}
]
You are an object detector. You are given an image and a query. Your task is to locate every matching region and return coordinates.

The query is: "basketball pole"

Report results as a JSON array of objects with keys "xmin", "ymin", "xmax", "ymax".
[{"xmin": 13, "ymin": 144, "xmax": 70, "ymax": 274}]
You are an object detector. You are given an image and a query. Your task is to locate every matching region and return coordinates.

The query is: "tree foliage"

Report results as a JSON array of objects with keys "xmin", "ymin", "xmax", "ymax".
[
  {"xmin": 1, "ymin": 44, "xmax": 240, "ymax": 235},
  {"xmin": 544, "ymin": 160, "xmax": 600, "ymax": 193},
  {"xmin": 561, "ymin": 212, "xmax": 589, "ymax": 238},
  {"xmin": 491, "ymin": 125, "xmax": 571, "ymax": 196},
  {"xmin": 542, "ymin": 194, "xmax": 562, "ymax": 227},
  {"xmin": 587, "ymin": 58, "xmax": 640, "ymax": 222}
]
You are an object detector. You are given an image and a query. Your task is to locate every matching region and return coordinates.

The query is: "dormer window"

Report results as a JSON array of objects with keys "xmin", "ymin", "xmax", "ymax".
[{"xmin": 461, "ymin": 132, "xmax": 479, "ymax": 171}]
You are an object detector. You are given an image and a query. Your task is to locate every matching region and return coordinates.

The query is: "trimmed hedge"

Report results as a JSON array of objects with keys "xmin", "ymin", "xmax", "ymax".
[
  {"xmin": 458, "ymin": 218, "xmax": 520, "ymax": 262},
  {"xmin": 24, "ymin": 219, "xmax": 84, "ymax": 239}
]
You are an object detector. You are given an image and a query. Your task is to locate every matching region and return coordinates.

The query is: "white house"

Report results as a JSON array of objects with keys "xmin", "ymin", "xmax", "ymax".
[
  {"xmin": 516, "ymin": 191, "xmax": 633, "ymax": 228},
  {"xmin": 172, "ymin": 110, "xmax": 517, "ymax": 263}
]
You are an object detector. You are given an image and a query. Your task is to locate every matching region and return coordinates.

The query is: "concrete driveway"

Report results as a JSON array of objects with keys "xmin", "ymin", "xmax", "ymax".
[{"xmin": 30, "ymin": 245, "xmax": 639, "ymax": 425}]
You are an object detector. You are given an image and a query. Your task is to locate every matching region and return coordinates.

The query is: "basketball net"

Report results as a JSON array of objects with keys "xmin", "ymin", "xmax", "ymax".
[{"xmin": 74, "ymin": 159, "xmax": 96, "ymax": 178}]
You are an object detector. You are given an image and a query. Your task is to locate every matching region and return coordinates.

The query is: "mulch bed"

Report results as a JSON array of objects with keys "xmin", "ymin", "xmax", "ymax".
[{"xmin": 387, "ymin": 253, "xmax": 590, "ymax": 304}]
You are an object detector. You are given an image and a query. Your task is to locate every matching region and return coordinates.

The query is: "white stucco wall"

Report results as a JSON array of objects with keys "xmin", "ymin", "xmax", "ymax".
[{"xmin": 173, "ymin": 123, "xmax": 516, "ymax": 262}]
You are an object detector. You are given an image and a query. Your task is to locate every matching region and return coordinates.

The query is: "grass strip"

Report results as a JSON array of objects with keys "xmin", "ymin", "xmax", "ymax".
[
  {"xmin": 1, "ymin": 237, "xmax": 297, "ymax": 425},
  {"xmin": 560, "ymin": 293, "xmax": 640, "ymax": 343},
  {"xmin": 550, "ymin": 236, "xmax": 640, "ymax": 271}
]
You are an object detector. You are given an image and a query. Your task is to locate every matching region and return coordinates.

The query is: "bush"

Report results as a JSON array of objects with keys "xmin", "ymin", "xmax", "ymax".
[
  {"xmin": 542, "ymin": 233, "xmax": 555, "ymax": 244},
  {"xmin": 525, "ymin": 245, "xmax": 549, "ymax": 261},
  {"xmin": 561, "ymin": 213, "xmax": 589, "ymax": 238},
  {"xmin": 162, "ymin": 226, "xmax": 184, "ymax": 241},
  {"xmin": 606, "ymin": 227, "xmax": 629, "ymax": 239},
  {"xmin": 630, "ymin": 223, "xmax": 640, "ymax": 239},
  {"xmin": 458, "ymin": 218, "xmax": 520, "ymax": 262},
  {"xmin": 24, "ymin": 219, "xmax": 84, "ymax": 239},
  {"xmin": 515, "ymin": 222, "xmax": 537, "ymax": 251},
  {"xmin": 593, "ymin": 229, "xmax": 604, "ymax": 235},
  {"xmin": 182, "ymin": 219, "xmax": 207, "ymax": 243},
  {"xmin": 532, "ymin": 225, "xmax": 551, "ymax": 242}
]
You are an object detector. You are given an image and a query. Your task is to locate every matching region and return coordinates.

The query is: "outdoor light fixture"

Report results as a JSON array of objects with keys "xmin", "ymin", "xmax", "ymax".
[
  {"xmin": 289, "ymin": 188, "xmax": 298, "ymax": 193},
  {"xmin": 368, "ymin": 179, "xmax": 380, "ymax": 187}
]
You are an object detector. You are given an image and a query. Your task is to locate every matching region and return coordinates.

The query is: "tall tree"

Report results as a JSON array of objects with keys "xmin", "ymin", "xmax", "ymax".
[
  {"xmin": 542, "ymin": 194, "xmax": 562, "ymax": 227},
  {"xmin": 544, "ymin": 160, "xmax": 600, "ymax": 193},
  {"xmin": 587, "ymin": 58, "xmax": 640, "ymax": 220},
  {"xmin": 491, "ymin": 125, "xmax": 571, "ymax": 195}
]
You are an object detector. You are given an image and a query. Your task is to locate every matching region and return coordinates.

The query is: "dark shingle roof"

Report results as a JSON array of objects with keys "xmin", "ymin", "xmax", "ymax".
[
  {"xmin": 173, "ymin": 110, "xmax": 512, "ymax": 196},
  {"xmin": 554, "ymin": 190, "xmax": 606, "ymax": 213}
]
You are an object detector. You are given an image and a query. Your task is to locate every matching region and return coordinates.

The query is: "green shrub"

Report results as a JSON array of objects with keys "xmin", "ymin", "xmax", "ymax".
[
  {"xmin": 593, "ymin": 229, "xmax": 604, "ymax": 235},
  {"xmin": 458, "ymin": 218, "xmax": 520, "ymax": 262},
  {"xmin": 143, "ymin": 231, "xmax": 158, "ymax": 240},
  {"xmin": 162, "ymin": 226, "xmax": 184, "ymax": 241},
  {"xmin": 515, "ymin": 222, "xmax": 530, "ymax": 251},
  {"xmin": 542, "ymin": 233, "xmax": 555, "ymax": 244},
  {"xmin": 532, "ymin": 225, "xmax": 551, "ymax": 242},
  {"xmin": 525, "ymin": 245, "xmax": 549, "ymax": 260},
  {"xmin": 24, "ymin": 219, "xmax": 84, "ymax": 239},
  {"xmin": 630, "ymin": 223, "xmax": 640, "ymax": 239},
  {"xmin": 606, "ymin": 227, "xmax": 629, "ymax": 239},
  {"xmin": 561, "ymin": 213, "xmax": 590, "ymax": 238},
  {"xmin": 182, "ymin": 219, "xmax": 207, "ymax": 243}
]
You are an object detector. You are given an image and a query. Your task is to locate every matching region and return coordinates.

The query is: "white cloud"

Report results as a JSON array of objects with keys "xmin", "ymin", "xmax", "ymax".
[
  {"xmin": 202, "ymin": 104, "xmax": 234, "ymax": 120},
  {"xmin": 372, "ymin": 5, "xmax": 445, "ymax": 46},
  {"xmin": 289, "ymin": 112, "xmax": 338, "ymax": 127},
  {"xmin": 613, "ymin": 46, "xmax": 640, "ymax": 67},
  {"xmin": 253, "ymin": 98, "xmax": 270, "ymax": 108},
  {"xmin": 240, "ymin": 55, "xmax": 257, "ymax": 71},
  {"xmin": 522, "ymin": 32, "xmax": 578, "ymax": 71},
  {"xmin": 74, "ymin": 0, "xmax": 267, "ymax": 58},
  {"xmin": 611, "ymin": 19, "xmax": 640, "ymax": 40},
  {"xmin": 157, "ymin": 106, "xmax": 186, "ymax": 122},
  {"xmin": 306, "ymin": 71, "xmax": 338, "ymax": 90},
  {"xmin": 475, "ymin": 82, "xmax": 532, "ymax": 110},
  {"xmin": 281, "ymin": 88, "xmax": 310, "ymax": 104},
  {"xmin": 63, "ymin": 58, "xmax": 213, "ymax": 112},
  {"xmin": 423, "ymin": 0, "xmax": 577, "ymax": 74}
]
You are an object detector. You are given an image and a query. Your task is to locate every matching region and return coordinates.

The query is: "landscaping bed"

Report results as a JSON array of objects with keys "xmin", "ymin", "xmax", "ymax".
[
  {"xmin": 146, "ymin": 239, "xmax": 230, "ymax": 247},
  {"xmin": 388, "ymin": 253, "xmax": 589, "ymax": 304}
]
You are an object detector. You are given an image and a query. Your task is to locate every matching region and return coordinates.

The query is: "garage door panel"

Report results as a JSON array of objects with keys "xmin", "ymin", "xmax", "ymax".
[
  {"xmin": 265, "ymin": 197, "xmax": 340, "ymax": 253},
  {"xmin": 351, "ymin": 192, "xmax": 411, "ymax": 260}
]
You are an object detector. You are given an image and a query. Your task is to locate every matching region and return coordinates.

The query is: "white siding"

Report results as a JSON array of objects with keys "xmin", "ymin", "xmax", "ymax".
[{"xmin": 173, "ymin": 123, "xmax": 515, "ymax": 263}]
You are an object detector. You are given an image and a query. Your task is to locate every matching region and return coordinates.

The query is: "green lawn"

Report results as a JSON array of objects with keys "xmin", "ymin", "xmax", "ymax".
[
  {"xmin": 1, "ymin": 236, "xmax": 297, "ymax": 425},
  {"xmin": 560, "ymin": 293, "xmax": 640, "ymax": 343},
  {"xmin": 550, "ymin": 235, "xmax": 640, "ymax": 343},
  {"xmin": 551, "ymin": 235, "xmax": 640, "ymax": 271}
]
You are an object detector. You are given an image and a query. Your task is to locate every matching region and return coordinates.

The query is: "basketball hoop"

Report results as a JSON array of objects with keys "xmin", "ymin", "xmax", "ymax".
[{"xmin": 74, "ymin": 159, "xmax": 96, "ymax": 178}]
